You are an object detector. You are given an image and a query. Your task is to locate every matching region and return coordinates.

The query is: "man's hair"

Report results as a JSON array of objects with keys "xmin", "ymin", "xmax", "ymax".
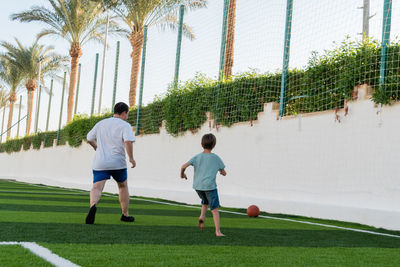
[
  {"xmin": 114, "ymin": 102, "xmax": 129, "ymax": 115},
  {"xmin": 201, "ymin": 133, "xmax": 216, "ymax": 150}
]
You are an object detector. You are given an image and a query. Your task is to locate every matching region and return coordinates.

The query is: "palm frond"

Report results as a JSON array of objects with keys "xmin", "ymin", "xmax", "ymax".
[
  {"xmin": 12, "ymin": 0, "xmax": 111, "ymax": 45},
  {"xmin": 156, "ymin": 15, "xmax": 195, "ymax": 40},
  {"xmin": 112, "ymin": 0, "xmax": 205, "ymax": 41},
  {"xmin": 1, "ymin": 39, "xmax": 66, "ymax": 89}
]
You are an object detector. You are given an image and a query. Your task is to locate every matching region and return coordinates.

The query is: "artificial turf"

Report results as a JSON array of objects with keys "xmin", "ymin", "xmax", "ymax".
[{"xmin": 1, "ymin": 179, "xmax": 400, "ymax": 266}]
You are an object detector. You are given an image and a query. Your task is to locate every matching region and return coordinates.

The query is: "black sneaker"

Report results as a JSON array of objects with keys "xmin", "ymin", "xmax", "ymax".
[
  {"xmin": 120, "ymin": 214, "xmax": 135, "ymax": 222},
  {"xmin": 85, "ymin": 205, "xmax": 97, "ymax": 224}
]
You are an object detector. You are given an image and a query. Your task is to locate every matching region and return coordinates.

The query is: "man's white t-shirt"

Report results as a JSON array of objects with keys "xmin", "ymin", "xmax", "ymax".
[{"xmin": 87, "ymin": 117, "xmax": 135, "ymax": 170}]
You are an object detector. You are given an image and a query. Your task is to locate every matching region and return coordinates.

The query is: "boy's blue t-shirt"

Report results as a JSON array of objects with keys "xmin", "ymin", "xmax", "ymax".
[{"xmin": 189, "ymin": 152, "xmax": 225, "ymax": 191}]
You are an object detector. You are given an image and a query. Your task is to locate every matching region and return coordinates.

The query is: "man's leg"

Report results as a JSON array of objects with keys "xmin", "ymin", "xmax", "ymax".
[
  {"xmin": 90, "ymin": 180, "xmax": 106, "ymax": 207},
  {"xmin": 86, "ymin": 180, "xmax": 106, "ymax": 224},
  {"xmin": 117, "ymin": 180, "xmax": 134, "ymax": 222},
  {"xmin": 117, "ymin": 180, "xmax": 130, "ymax": 216}
]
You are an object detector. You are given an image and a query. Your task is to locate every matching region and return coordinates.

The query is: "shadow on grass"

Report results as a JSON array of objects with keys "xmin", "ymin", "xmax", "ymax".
[
  {"xmin": 1, "ymin": 222, "xmax": 400, "ymax": 248},
  {"xmin": 0, "ymin": 194, "xmax": 162, "ymax": 206},
  {"xmin": 0, "ymin": 203, "xmax": 244, "ymax": 218}
]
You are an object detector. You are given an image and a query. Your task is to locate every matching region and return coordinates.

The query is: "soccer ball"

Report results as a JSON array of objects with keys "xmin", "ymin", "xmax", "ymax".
[{"xmin": 247, "ymin": 205, "xmax": 260, "ymax": 217}]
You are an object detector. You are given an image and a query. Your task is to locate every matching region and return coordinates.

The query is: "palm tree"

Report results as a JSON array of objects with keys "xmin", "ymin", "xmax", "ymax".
[
  {"xmin": 224, "ymin": 0, "xmax": 236, "ymax": 79},
  {"xmin": 11, "ymin": 0, "xmax": 122, "ymax": 122},
  {"xmin": 0, "ymin": 59, "xmax": 24, "ymax": 138},
  {"xmin": 1, "ymin": 39, "xmax": 67, "ymax": 135},
  {"xmin": 110, "ymin": 0, "xmax": 207, "ymax": 106}
]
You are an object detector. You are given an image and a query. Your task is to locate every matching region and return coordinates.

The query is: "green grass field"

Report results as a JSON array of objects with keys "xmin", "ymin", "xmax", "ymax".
[{"xmin": 1, "ymin": 179, "xmax": 400, "ymax": 266}]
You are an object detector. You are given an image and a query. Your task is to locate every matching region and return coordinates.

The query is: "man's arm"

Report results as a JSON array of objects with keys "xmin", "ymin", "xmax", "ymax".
[
  {"xmin": 180, "ymin": 162, "xmax": 190, "ymax": 180},
  {"xmin": 125, "ymin": 141, "xmax": 136, "ymax": 168},
  {"xmin": 88, "ymin": 140, "xmax": 97, "ymax": 151}
]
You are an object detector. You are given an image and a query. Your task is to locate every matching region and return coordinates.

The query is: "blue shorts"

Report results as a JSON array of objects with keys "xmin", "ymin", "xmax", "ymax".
[
  {"xmin": 196, "ymin": 189, "xmax": 220, "ymax": 210},
  {"xmin": 93, "ymin": 168, "xmax": 127, "ymax": 183}
]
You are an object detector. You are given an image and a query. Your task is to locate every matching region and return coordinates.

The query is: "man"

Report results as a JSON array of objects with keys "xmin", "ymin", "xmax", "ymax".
[{"xmin": 85, "ymin": 102, "xmax": 136, "ymax": 224}]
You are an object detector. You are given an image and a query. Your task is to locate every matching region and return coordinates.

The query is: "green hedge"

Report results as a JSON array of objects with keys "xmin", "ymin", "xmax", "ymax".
[{"xmin": 1, "ymin": 39, "xmax": 399, "ymax": 152}]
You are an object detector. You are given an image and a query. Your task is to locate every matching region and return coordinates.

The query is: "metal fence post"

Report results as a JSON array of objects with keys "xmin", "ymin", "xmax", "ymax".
[
  {"xmin": 57, "ymin": 72, "xmax": 67, "ymax": 145},
  {"xmin": 34, "ymin": 85, "xmax": 42, "ymax": 133},
  {"xmin": 34, "ymin": 61, "xmax": 42, "ymax": 134},
  {"xmin": 91, "ymin": 53, "xmax": 99, "ymax": 116},
  {"xmin": 46, "ymin": 79, "xmax": 54, "ymax": 132},
  {"xmin": 17, "ymin": 95, "xmax": 22, "ymax": 137},
  {"xmin": 173, "ymin": 5, "xmax": 185, "ymax": 88},
  {"xmin": 279, "ymin": 0, "xmax": 294, "ymax": 117},
  {"xmin": 135, "ymin": 25, "xmax": 148, "ymax": 136},
  {"xmin": 74, "ymin": 64, "xmax": 81, "ymax": 115},
  {"xmin": 214, "ymin": 0, "xmax": 230, "ymax": 126},
  {"xmin": 25, "ymin": 91, "xmax": 31, "ymax": 136},
  {"xmin": 98, "ymin": 13, "xmax": 110, "ymax": 114},
  {"xmin": 112, "ymin": 41, "xmax": 120, "ymax": 112},
  {"xmin": 218, "ymin": 0, "xmax": 230, "ymax": 82},
  {"xmin": 379, "ymin": 0, "xmax": 392, "ymax": 91},
  {"xmin": 0, "ymin": 107, "xmax": 5, "ymax": 143}
]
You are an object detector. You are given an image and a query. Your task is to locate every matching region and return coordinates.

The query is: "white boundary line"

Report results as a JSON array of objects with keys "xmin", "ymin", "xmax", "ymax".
[
  {"xmin": 4, "ymin": 180, "xmax": 400, "ymax": 239},
  {"xmin": 0, "ymin": 241, "xmax": 80, "ymax": 267}
]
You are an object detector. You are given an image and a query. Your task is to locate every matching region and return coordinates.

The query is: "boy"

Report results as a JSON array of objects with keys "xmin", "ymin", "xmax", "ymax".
[
  {"xmin": 180, "ymin": 133, "xmax": 227, "ymax": 236},
  {"xmin": 85, "ymin": 102, "xmax": 136, "ymax": 224}
]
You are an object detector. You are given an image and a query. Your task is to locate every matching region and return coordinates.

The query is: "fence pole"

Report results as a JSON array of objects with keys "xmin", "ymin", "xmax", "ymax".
[
  {"xmin": 34, "ymin": 85, "xmax": 42, "ymax": 133},
  {"xmin": 361, "ymin": 0, "xmax": 370, "ymax": 42},
  {"xmin": 214, "ymin": 0, "xmax": 230, "ymax": 126},
  {"xmin": 279, "ymin": 0, "xmax": 294, "ymax": 118},
  {"xmin": 379, "ymin": 0, "xmax": 392, "ymax": 91},
  {"xmin": 0, "ymin": 107, "xmax": 5, "ymax": 143},
  {"xmin": 91, "ymin": 53, "xmax": 99, "ymax": 116},
  {"xmin": 17, "ymin": 95, "xmax": 22, "ymax": 137},
  {"xmin": 135, "ymin": 25, "xmax": 148, "ymax": 136},
  {"xmin": 74, "ymin": 64, "xmax": 81, "ymax": 115},
  {"xmin": 25, "ymin": 91, "xmax": 30, "ymax": 135},
  {"xmin": 173, "ymin": 5, "xmax": 185, "ymax": 88},
  {"xmin": 112, "ymin": 41, "xmax": 120, "ymax": 112},
  {"xmin": 34, "ymin": 61, "xmax": 42, "ymax": 133},
  {"xmin": 46, "ymin": 79, "xmax": 54, "ymax": 132},
  {"xmin": 98, "ymin": 13, "xmax": 110, "ymax": 114},
  {"xmin": 57, "ymin": 72, "xmax": 67, "ymax": 145},
  {"xmin": 218, "ymin": 0, "xmax": 230, "ymax": 82}
]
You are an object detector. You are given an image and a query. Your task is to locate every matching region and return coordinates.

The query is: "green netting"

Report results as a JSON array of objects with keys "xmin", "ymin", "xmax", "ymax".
[{"xmin": 0, "ymin": 0, "xmax": 399, "ymax": 152}]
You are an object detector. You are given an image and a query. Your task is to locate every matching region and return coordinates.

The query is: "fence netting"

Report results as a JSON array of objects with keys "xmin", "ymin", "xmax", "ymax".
[{"xmin": 1, "ymin": 0, "xmax": 399, "ymax": 148}]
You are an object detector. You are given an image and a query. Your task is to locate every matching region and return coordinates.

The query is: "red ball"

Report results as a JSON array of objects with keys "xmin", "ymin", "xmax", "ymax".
[{"xmin": 247, "ymin": 205, "xmax": 260, "ymax": 217}]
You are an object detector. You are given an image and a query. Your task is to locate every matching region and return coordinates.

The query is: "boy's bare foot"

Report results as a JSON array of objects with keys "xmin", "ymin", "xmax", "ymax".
[
  {"xmin": 216, "ymin": 232, "xmax": 225, "ymax": 237},
  {"xmin": 198, "ymin": 218, "xmax": 205, "ymax": 230}
]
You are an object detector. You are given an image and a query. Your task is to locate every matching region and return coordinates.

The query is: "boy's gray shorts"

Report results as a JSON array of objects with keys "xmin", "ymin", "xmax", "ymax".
[{"xmin": 195, "ymin": 189, "xmax": 220, "ymax": 210}]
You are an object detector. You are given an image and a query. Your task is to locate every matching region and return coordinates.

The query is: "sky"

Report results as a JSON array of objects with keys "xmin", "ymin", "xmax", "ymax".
[{"xmin": 0, "ymin": 0, "xmax": 399, "ymax": 139}]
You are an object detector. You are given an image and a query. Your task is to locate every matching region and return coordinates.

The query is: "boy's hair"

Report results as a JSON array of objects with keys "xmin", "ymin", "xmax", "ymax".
[
  {"xmin": 114, "ymin": 102, "xmax": 129, "ymax": 115},
  {"xmin": 201, "ymin": 133, "xmax": 216, "ymax": 150}
]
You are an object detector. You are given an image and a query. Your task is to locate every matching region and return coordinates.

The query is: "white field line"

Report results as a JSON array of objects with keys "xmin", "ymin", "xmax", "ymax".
[
  {"xmin": 5, "ymin": 180, "xmax": 400, "ymax": 239},
  {"xmin": 0, "ymin": 242, "xmax": 80, "ymax": 267}
]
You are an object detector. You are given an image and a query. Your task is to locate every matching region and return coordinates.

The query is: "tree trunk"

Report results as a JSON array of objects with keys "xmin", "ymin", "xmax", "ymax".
[
  {"xmin": 6, "ymin": 92, "xmax": 17, "ymax": 139},
  {"xmin": 25, "ymin": 79, "xmax": 37, "ymax": 135},
  {"xmin": 224, "ymin": 0, "xmax": 237, "ymax": 79},
  {"xmin": 129, "ymin": 29, "xmax": 144, "ymax": 107},
  {"xmin": 67, "ymin": 42, "xmax": 82, "ymax": 122}
]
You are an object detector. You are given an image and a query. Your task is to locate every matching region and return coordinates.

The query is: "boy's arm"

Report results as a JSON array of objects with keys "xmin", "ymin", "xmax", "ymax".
[
  {"xmin": 180, "ymin": 162, "xmax": 190, "ymax": 180},
  {"xmin": 219, "ymin": 169, "xmax": 227, "ymax": 176}
]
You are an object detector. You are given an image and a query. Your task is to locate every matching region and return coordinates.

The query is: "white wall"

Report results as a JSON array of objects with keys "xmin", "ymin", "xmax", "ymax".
[{"xmin": 2, "ymin": 93, "xmax": 400, "ymax": 230}]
